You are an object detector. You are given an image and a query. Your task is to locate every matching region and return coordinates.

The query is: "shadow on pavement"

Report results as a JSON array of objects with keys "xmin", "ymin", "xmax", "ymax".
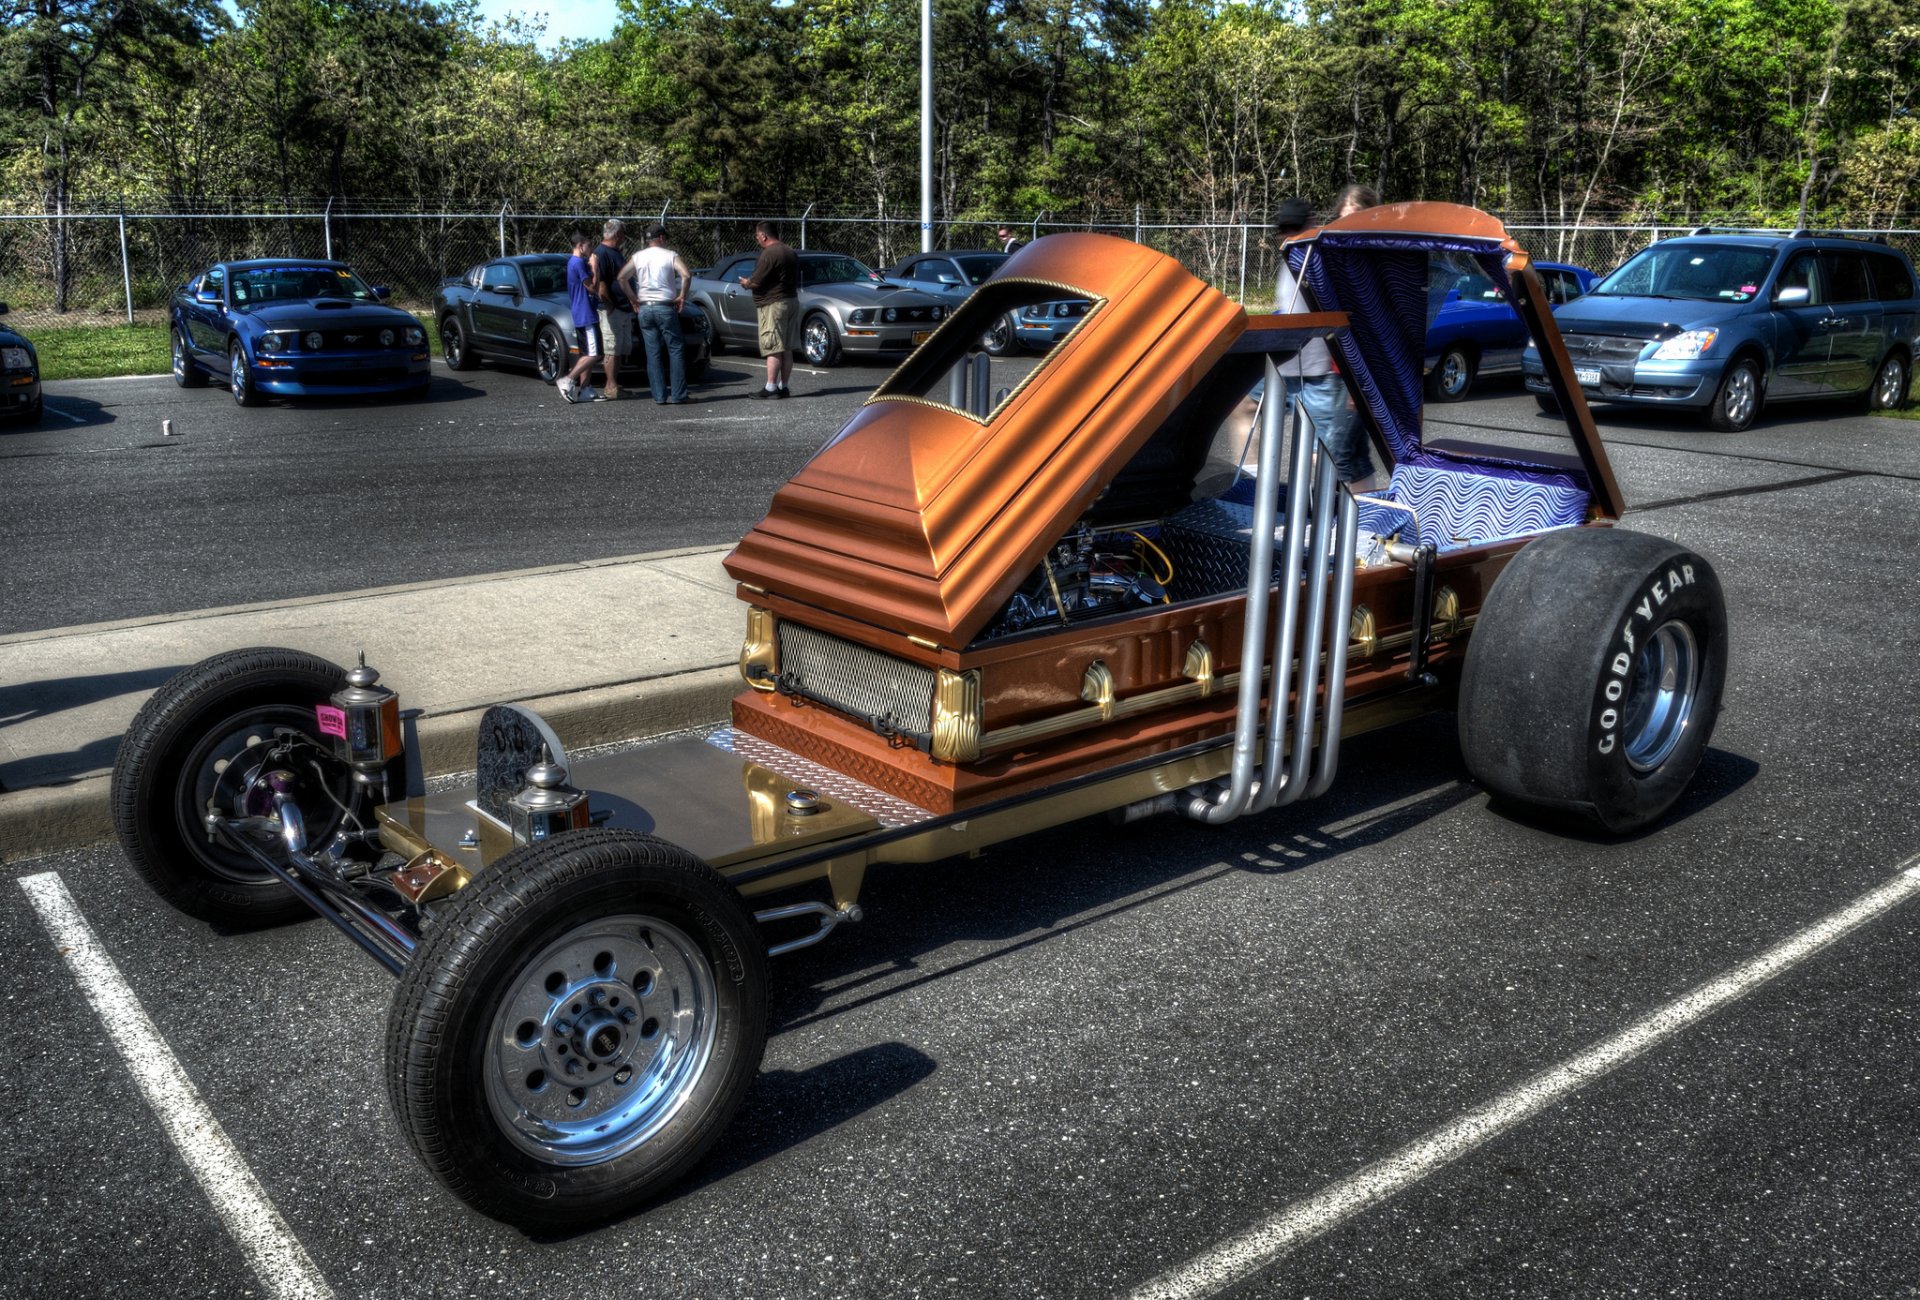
[
  {"xmin": 9, "ymin": 393, "xmax": 114, "ymax": 431},
  {"xmin": 0, "ymin": 664, "xmax": 185, "ymax": 790}
]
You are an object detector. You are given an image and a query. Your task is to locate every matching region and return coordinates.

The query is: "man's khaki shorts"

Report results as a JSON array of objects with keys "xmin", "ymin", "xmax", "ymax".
[
  {"xmin": 757, "ymin": 299, "xmax": 798, "ymax": 356},
  {"xmin": 598, "ymin": 306, "xmax": 633, "ymax": 366}
]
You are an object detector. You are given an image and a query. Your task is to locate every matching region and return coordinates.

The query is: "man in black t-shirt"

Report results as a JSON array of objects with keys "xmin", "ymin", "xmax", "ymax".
[
  {"xmin": 737, "ymin": 221, "xmax": 799, "ymax": 398},
  {"xmin": 589, "ymin": 219, "xmax": 634, "ymax": 399}
]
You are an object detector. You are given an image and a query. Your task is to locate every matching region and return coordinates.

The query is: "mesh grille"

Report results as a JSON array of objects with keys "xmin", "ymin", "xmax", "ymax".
[
  {"xmin": 776, "ymin": 623, "xmax": 936, "ymax": 741},
  {"xmin": 1562, "ymin": 333, "xmax": 1648, "ymax": 361}
]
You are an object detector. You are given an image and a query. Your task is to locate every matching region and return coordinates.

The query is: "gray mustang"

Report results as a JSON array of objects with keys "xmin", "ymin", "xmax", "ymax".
[{"xmin": 686, "ymin": 250, "xmax": 950, "ymax": 366}]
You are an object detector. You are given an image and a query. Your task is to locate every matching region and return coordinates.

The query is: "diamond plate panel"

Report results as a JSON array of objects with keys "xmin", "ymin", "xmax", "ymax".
[{"xmin": 705, "ymin": 728, "xmax": 936, "ymax": 828}]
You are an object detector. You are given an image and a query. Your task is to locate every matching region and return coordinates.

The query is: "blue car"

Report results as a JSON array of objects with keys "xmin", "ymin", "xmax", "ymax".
[
  {"xmin": 171, "ymin": 259, "xmax": 431, "ymax": 406},
  {"xmin": 1521, "ymin": 231, "xmax": 1918, "ymax": 431},
  {"xmin": 1424, "ymin": 258, "xmax": 1596, "ymax": 402},
  {"xmin": 0, "ymin": 301, "xmax": 41, "ymax": 424},
  {"xmin": 882, "ymin": 247, "xmax": 1092, "ymax": 355}
]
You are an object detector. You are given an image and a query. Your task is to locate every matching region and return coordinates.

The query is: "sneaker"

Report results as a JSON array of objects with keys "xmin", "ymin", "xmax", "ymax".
[
  {"xmin": 752, "ymin": 388, "xmax": 777, "ymax": 400},
  {"xmin": 773, "ymin": 386, "xmax": 790, "ymax": 399},
  {"xmin": 558, "ymin": 381, "xmax": 579, "ymax": 404},
  {"xmin": 589, "ymin": 389, "xmax": 610, "ymax": 403}
]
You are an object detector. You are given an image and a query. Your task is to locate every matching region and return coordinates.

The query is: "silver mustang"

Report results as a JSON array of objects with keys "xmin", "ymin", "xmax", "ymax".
[{"xmin": 686, "ymin": 251, "xmax": 950, "ymax": 366}]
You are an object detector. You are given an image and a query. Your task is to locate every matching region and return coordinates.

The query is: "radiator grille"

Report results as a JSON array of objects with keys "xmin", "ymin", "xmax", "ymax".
[{"xmin": 775, "ymin": 623, "xmax": 937, "ymax": 741}]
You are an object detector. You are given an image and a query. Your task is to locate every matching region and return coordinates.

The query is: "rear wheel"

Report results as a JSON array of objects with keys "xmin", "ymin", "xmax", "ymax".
[
  {"xmin": 1427, "ymin": 344, "xmax": 1476, "ymax": 402},
  {"xmin": 1459, "ymin": 529, "xmax": 1727, "ymax": 834},
  {"xmin": 1704, "ymin": 357, "xmax": 1761, "ymax": 432},
  {"xmin": 1868, "ymin": 351, "xmax": 1908, "ymax": 411},
  {"xmin": 172, "ymin": 327, "xmax": 207, "ymax": 387},
  {"xmin": 386, "ymin": 829, "xmax": 768, "ymax": 1229},
  {"xmin": 535, "ymin": 323, "xmax": 567, "ymax": 384},
  {"xmin": 110, "ymin": 648, "xmax": 356, "ymax": 926}
]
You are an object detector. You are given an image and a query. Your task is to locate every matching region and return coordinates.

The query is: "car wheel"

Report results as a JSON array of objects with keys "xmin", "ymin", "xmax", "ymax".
[
  {"xmin": 443, "ymin": 316, "xmax": 479, "ymax": 371},
  {"xmin": 1427, "ymin": 344, "xmax": 1475, "ymax": 402},
  {"xmin": 688, "ymin": 305, "xmax": 721, "ymax": 356},
  {"xmin": 801, "ymin": 313, "xmax": 842, "ymax": 366},
  {"xmin": 172, "ymin": 327, "xmax": 207, "ymax": 388},
  {"xmin": 1458, "ymin": 528, "xmax": 1727, "ymax": 834},
  {"xmin": 1704, "ymin": 356, "xmax": 1761, "ymax": 432},
  {"xmin": 385, "ymin": 828, "xmax": 768, "ymax": 1229},
  {"xmin": 981, "ymin": 312, "xmax": 1017, "ymax": 357},
  {"xmin": 535, "ymin": 323, "xmax": 567, "ymax": 384},
  {"xmin": 22, "ymin": 392, "xmax": 43, "ymax": 425},
  {"xmin": 1868, "ymin": 351, "xmax": 1908, "ymax": 411},
  {"xmin": 1533, "ymin": 392, "xmax": 1561, "ymax": 414},
  {"xmin": 109, "ymin": 648, "xmax": 359, "ymax": 927},
  {"xmin": 229, "ymin": 341, "xmax": 261, "ymax": 406}
]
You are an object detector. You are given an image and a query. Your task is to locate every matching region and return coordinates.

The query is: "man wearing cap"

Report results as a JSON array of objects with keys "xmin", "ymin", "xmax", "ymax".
[
  {"xmin": 1272, "ymin": 196, "xmax": 1374, "ymax": 487},
  {"xmin": 623, "ymin": 223, "xmax": 695, "ymax": 405}
]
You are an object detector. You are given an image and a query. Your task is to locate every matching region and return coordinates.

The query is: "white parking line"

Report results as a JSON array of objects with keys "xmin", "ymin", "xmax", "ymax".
[
  {"xmin": 40, "ymin": 403, "xmax": 87, "ymax": 424},
  {"xmin": 1129, "ymin": 855, "xmax": 1920, "ymax": 1300},
  {"xmin": 18, "ymin": 873, "xmax": 336, "ymax": 1300}
]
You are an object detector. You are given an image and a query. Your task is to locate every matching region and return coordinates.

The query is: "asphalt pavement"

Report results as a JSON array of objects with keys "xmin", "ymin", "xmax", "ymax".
[{"xmin": 3, "ymin": 365, "xmax": 1918, "ymax": 1299}]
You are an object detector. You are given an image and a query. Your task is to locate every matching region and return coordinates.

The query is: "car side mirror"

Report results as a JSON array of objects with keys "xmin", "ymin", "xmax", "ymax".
[
  {"xmin": 937, "ymin": 273, "xmax": 963, "ymax": 286},
  {"xmin": 196, "ymin": 288, "xmax": 223, "ymax": 304},
  {"xmin": 1773, "ymin": 286, "xmax": 1810, "ymax": 306},
  {"xmin": 484, "ymin": 282, "xmax": 517, "ymax": 295},
  {"xmin": 372, "ymin": 284, "xmax": 392, "ymax": 300}
]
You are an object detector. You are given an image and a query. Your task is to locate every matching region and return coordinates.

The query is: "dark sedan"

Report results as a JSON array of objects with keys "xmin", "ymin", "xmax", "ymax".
[
  {"xmin": 434, "ymin": 255, "xmax": 710, "ymax": 385},
  {"xmin": 171, "ymin": 260, "xmax": 430, "ymax": 405},
  {"xmin": 884, "ymin": 247, "xmax": 1092, "ymax": 355},
  {"xmin": 0, "ymin": 302, "xmax": 41, "ymax": 424}
]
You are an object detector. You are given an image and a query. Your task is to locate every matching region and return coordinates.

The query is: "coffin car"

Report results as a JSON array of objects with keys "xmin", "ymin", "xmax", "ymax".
[{"xmin": 112, "ymin": 203, "xmax": 1729, "ymax": 1230}]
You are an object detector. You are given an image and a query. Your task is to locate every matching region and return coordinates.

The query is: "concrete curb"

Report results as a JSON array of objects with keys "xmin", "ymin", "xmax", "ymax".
[{"xmin": 0, "ymin": 663, "xmax": 740, "ymax": 864}]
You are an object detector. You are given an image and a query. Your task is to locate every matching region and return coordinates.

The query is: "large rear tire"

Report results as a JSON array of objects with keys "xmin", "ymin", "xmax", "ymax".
[
  {"xmin": 110, "ymin": 648, "xmax": 355, "ymax": 926},
  {"xmin": 385, "ymin": 828, "xmax": 768, "ymax": 1229},
  {"xmin": 1459, "ymin": 529, "xmax": 1728, "ymax": 834}
]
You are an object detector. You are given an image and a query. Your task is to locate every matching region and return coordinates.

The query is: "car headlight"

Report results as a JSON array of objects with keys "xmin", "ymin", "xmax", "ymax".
[
  {"xmin": 2, "ymin": 345, "xmax": 29, "ymax": 370},
  {"xmin": 931, "ymin": 306, "xmax": 943, "ymax": 320},
  {"xmin": 849, "ymin": 309, "xmax": 872, "ymax": 325},
  {"xmin": 259, "ymin": 332, "xmax": 285, "ymax": 354},
  {"xmin": 1651, "ymin": 329, "xmax": 1717, "ymax": 360},
  {"xmin": 303, "ymin": 331, "xmax": 324, "ymax": 350},
  {"xmin": 884, "ymin": 307, "xmax": 898, "ymax": 323},
  {"xmin": 1055, "ymin": 303, "xmax": 1073, "ymax": 319},
  {"xmin": 404, "ymin": 325, "xmax": 425, "ymax": 346},
  {"xmin": 379, "ymin": 328, "xmax": 395, "ymax": 346}
]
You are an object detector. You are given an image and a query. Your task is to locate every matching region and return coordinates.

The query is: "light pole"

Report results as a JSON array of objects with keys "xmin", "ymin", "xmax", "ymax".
[{"xmin": 920, "ymin": 0, "xmax": 933, "ymax": 252}]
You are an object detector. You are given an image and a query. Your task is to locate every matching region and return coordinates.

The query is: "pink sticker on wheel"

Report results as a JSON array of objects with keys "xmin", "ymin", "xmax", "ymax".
[{"xmin": 315, "ymin": 704, "xmax": 347, "ymax": 738}]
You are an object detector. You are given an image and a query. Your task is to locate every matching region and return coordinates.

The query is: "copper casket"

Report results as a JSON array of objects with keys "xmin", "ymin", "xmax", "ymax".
[{"xmin": 724, "ymin": 204, "xmax": 1624, "ymax": 814}]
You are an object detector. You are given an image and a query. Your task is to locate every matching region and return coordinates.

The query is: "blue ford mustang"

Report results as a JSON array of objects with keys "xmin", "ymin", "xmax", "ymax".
[{"xmin": 171, "ymin": 260, "xmax": 431, "ymax": 405}]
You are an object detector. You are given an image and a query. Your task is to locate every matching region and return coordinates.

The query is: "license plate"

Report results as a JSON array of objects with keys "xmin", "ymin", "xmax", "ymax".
[
  {"xmin": 912, "ymin": 330, "xmax": 933, "ymax": 346},
  {"xmin": 1574, "ymin": 366, "xmax": 1602, "ymax": 386}
]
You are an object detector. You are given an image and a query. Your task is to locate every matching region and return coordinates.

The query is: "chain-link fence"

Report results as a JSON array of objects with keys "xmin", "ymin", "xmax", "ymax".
[{"xmin": 4, "ymin": 206, "xmax": 1918, "ymax": 330}]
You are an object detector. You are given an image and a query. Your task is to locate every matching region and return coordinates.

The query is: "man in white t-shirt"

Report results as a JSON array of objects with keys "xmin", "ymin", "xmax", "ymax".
[{"xmin": 621, "ymin": 224, "xmax": 695, "ymax": 404}]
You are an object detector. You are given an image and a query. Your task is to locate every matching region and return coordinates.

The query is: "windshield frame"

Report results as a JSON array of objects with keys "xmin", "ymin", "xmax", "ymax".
[{"xmin": 801, "ymin": 255, "xmax": 882, "ymax": 287}]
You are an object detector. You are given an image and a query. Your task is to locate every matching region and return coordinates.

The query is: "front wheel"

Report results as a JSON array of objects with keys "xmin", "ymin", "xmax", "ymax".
[
  {"xmin": 801, "ymin": 312, "xmax": 841, "ymax": 366},
  {"xmin": 1459, "ymin": 529, "xmax": 1727, "ymax": 834},
  {"xmin": 229, "ymin": 341, "xmax": 261, "ymax": 407},
  {"xmin": 110, "ymin": 648, "xmax": 357, "ymax": 926},
  {"xmin": 1427, "ymin": 344, "xmax": 1475, "ymax": 402},
  {"xmin": 981, "ymin": 312, "xmax": 1017, "ymax": 357},
  {"xmin": 1705, "ymin": 357, "xmax": 1761, "ymax": 432},
  {"xmin": 1868, "ymin": 351, "xmax": 1908, "ymax": 411},
  {"xmin": 443, "ymin": 315, "xmax": 480, "ymax": 371},
  {"xmin": 535, "ymin": 323, "xmax": 567, "ymax": 384},
  {"xmin": 1534, "ymin": 391, "xmax": 1561, "ymax": 414},
  {"xmin": 688, "ymin": 305, "xmax": 721, "ymax": 356},
  {"xmin": 172, "ymin": 327, "xmax": 207, "ymax": 387},
  {"xmin": 385, "ymin": 828, "xmax": 769, "ymax": 1229}
]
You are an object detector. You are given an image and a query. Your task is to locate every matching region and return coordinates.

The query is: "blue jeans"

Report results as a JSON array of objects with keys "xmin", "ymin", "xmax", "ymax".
[
  {"xmin": 1243, "ymin": 374, "xmax": 1374, "ymax": 484},
  {"xmin": 636, "ymin": 303, "xmax": 687, "ymax": 403}
]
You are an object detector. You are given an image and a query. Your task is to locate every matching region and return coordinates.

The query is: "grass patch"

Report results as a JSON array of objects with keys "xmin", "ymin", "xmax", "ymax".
[
  {"xmin": 1872, "ymin": 402, "xmax": 1920, "ymax": 420},
  {"xmin": 23, "ymin": 312, "xmax": 440, "ymax": 381},
  {"xmin": 30, "ymin": 323, "xmax": 170, "ymax": 380}
]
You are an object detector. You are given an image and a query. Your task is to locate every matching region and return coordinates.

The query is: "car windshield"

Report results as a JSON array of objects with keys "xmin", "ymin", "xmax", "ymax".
[
  {"xmin": 521, "ymin": 257, "xmax": 568, "ymax": 296},
  {"xmin": 802, "ymin": 257, "xmax": 880, "ymax": 286},
  {"xmin": 230, "ymin": 265, "xmax": 377, "ymax": 304},
  {"xmin": 1593, "ymin": 245, "xmax": 1777, "ymax": 303},
  {"xmin": 954, "ymin": 255, "xmax": 1004, "ymax": 284}
]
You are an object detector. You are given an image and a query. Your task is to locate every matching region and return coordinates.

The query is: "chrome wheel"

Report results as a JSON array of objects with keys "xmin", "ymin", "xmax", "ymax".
[
  {"xmin": 230, "ymin": 348, "xmax": 244, "ymax": 394},
  {"xmin": 1718, "ymin": 363, "xmax": 1756, "ymax": 428},
  {"xmin": 803, "ymin": 316, "xmax": 832, "ymax": 365},
  {"xmin": 1434, "ymin": 347, "xmax": 1472, "ymax": 401},
  {"xmin": 1872, "ymin": 355, "xmax": 1906, "ymax": 410},
  {"xmin": 1622, "ymin": 619, "xmax": 1700, "ymax": 773},
  {"xmin": 485, "ymin": 914, "xmax": 719, "ymax": 1166},
  {"xmin": 443, "ymin": 320, "xmax": 462, "ymax": 366},
  {"xmin": 982, "ymin": 313, "xmax": 1015, "ymax": 356},
  {"xmin": 172, "ymin": 332, "xmax": 185, "ymax": 376},
  {"xmin": 536, "ymin": 326, "xmax": 565, "ymax": 383}
]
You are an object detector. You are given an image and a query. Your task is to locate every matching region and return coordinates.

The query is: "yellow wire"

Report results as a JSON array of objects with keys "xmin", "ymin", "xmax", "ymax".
[{"xmin": 1127, "ymin": 531, "xmax": 1175, "ymax": 594}]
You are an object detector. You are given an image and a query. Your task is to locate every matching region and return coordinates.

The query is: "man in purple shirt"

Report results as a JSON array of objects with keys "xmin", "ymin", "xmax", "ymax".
[{"xmin": 558, "ymin": 230, "xmax": 604, "ymax": 403}]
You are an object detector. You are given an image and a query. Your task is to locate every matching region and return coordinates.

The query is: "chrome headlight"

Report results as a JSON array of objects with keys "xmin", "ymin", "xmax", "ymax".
[
  {"xmin": 303, "ymin": 331, "xmax": 324, "ymax": 350},
  {"xmin": 259, "ymin": 332, "xmax": 286, "ymax": 354},
  {"xmin": 884, "ymin": 307, "xmax": 897, "ymax": 323},
  {"xmin": 850, "ymin": 309, "xmax": 873, "ymax": 324},
  {"xmin": 1651, "ymin": 329, "xmax": 1717, "ymax": 360},
  {"xmin": 378, "ymin": 328, "xmax": 395, "ymax": 346},
  {"xmin": 931, "ymin": 306, "xmax": 943, "ymax": 320},
  {"xmin": 404, "ymin": 325, "xmax": 425, "ymax": 346}
]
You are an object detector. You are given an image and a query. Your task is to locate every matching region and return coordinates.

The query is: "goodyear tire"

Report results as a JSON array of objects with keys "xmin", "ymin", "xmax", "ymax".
[
  {"xmin": 110, "ymin": 648, "xmax": 354, "ymax": 927},
  {"xmin": 1458, "ymin": 529, "xmax": 1727, "ymax": 834},
  {"xmin": 386, "ymin": 829, "xmax": 768, "ymax": 1229}
]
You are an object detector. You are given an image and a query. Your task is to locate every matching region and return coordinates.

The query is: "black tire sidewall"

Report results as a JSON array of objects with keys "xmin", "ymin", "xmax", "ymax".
[
  {"xmin": 536, "ymin": 325, "xmax": 565, "ymax": 382},
  {"xmin": 1430, "ymin": 345, "xmax": 1473, "ymax": 402},
  {"xmin": 1709, "ymin": 357, "xmax": 1760, "ymax": 431},
  {"xmin": 1871, "ymin": 353, "xmax": 1906, "ymax": 410},
  {"xmin": 1460, "ymin": 530, "xmax": 1728, "ymax": 833},
  {"xmin": 387, "ymin": 831, "xmax": 769, "ymax": 1228}
]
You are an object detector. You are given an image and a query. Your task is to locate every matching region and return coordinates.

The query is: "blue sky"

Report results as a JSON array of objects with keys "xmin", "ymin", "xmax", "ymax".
[{"xmin": 475, "ymin": 0, "xmax": 626, "ymax": 48}]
